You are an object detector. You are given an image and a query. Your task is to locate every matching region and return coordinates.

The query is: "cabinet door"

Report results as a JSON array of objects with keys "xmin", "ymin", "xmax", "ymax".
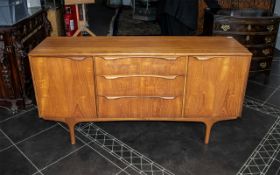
[
  {"xmin": 29, "ymin": 56, "xmax": 97, "ymax": 119},
  {"xmin": 184, "ymin": 56, "xmax": 250, "ymax": 118}
]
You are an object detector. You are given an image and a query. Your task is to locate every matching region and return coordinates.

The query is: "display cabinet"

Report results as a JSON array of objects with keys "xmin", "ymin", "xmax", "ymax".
[{"xmin": 0, "ymin": 8, "xmax": 50, "ymax": 112}]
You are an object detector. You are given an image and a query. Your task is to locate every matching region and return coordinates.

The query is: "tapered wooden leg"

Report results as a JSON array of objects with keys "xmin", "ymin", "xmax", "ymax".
[
  {"xmin": 65, "ymin": 119, "xmax": 77, "ymax": 144},
  {"xmin": 204, "ymin": 121, "xmax": 214, "ymax": 144}
]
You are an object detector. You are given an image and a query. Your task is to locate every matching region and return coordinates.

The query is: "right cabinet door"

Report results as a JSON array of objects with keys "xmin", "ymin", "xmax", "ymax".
[{"xmin": 184, "ymin": 55, "xmax": 251, "ymax": 118}]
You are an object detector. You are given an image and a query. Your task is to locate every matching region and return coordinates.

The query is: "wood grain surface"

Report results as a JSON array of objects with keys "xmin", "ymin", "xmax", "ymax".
[
  {"xmin": 29, "ymin": 56, "xmax": 97, "ymax": 119},
  {"xmin": 29, "ymin": 36, "xmax": 252, "ymax": 144},
  {"xmin": 29, "ymin": 36, "xmax": 251, "ymax": 56},
  {"xmin": 184, "ymin": 56, "xmax": 250, "ymax": 118}
]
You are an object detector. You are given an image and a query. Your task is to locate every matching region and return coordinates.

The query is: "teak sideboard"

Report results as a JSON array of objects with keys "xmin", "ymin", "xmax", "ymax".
[{"xmin": 28, "ymin": 36, "xmax": 252, "ymax": 144}]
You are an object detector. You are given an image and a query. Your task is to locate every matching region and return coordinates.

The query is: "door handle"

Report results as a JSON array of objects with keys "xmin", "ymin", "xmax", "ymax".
[
  {"xmin": 104, "ymin": 96, "xmax": 176, "ymax": 100},
  {"xmin": 101, "ymin": 75, "xmax": 178, "ymax": 80},
  {"xmin": 192, "ymin": 56, "xmax": 216, "ymax": 61}
]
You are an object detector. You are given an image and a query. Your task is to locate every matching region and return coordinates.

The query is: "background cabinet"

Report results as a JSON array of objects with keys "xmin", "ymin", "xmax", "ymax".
[
  {"xmin": 203, "ymin": 9, "xmax": 280, "ymax": 80},
  {"xmin": 0, "ymin": 9, "xmax": 50, "ymax": 112}
]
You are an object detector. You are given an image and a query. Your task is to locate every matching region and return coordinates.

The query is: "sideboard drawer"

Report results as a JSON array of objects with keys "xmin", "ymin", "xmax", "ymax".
[
  {"xmin": 96, "ymin": 75, "xmax": 185, "ymax": 96},
  {"xmin": 250, "ymin": 57, "xmax": 273, "ymax": 71},
  {"xmin": 248, "ymin": 46, "xmax": 273, "ymax": 57},
  {"xmin": 98, "ymin": 96, "xmax": 183, "ymax": 118},
  {"xmin": 95, "ymin": 56, "xmax": 186, "ymax": 75},
  {"xmin": 228, "ymin": 34, "xmax": 277, "ymax": 45},
  {"xmin": 214, "ymin": 21, "xmax": 278, "ymax": 33}
]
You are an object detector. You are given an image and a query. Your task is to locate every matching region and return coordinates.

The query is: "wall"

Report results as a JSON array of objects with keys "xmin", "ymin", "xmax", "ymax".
[
  {"xmin": 122, "ymin": 0, "xmax": 131, "ymax": 6},
  {"xmin": 275, "ymin": 0, "xmax": 280, "ymax": 49}
]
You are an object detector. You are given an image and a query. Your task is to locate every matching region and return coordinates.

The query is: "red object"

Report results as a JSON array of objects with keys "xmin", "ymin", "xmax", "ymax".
[{"xmin": 64, "ymin": 5, "xmax": 78, "ymax": 36}]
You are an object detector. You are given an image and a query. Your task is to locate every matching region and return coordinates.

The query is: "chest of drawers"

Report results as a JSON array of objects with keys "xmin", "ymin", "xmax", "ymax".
[
  {"xmin": 203, "ymin": 9, "xmax": 280, "ymax": 81},
  {"xmin": 29, "ymin": 36, "xmax": 251, "ymax": 144}
]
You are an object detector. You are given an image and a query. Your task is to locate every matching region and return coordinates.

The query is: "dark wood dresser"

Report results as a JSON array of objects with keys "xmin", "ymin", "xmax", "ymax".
[
  {"xmin": 203, "ymin": 9, "xmax": 280, "ymax": 80},
  {"xmin": 0, "ymin": 8, "xmax": 50, "ymax": 112}
]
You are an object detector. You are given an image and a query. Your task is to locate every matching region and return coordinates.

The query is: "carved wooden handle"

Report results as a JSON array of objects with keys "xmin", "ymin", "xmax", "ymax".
[
  {"xmin": 64, "ymin": 56, "xmax": 90, "ymax": 61},
  {"xmin": 104, "ymin": 96, "xmax": 176, "ymax": 100},
  {"xmin": 221, "ymin": 24, "xmax": 230, "ymax": 31},
  {"xmin": 100, "ymin": 56, "xmax": 178, "ymax": 60},
  {"xmin": 192, "ymin": 56, "xmax": 216, "ymax": 61},
  {"xmin": 102, "ymin": 75, "xmax": 178, "ymax": 80}
]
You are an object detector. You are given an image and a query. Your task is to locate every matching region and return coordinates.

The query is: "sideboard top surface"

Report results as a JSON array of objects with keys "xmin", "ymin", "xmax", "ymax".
[{"xmin": 29, "ymin": 36, "xmax": 252, "ymax": 57}]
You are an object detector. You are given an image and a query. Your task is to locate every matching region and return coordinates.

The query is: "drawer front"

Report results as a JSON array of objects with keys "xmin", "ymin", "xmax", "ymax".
[
  {"xmin": 248, "ymin": 46, "xmax": 274, "ymax": 57},
  {"xmin": 98, "ymin": 96, "xmax": 183, "ymax": 118},
  {"xmin": 229, "ymin": 34, "xmax": 277, "ymax": 45},
  {"xmin": 95, "ymin": 56, "xmax": 186, "ymax": 75},
  {"xmin": 96, "ymin": 75, "xmax": 185, "ymax": 96},
  {"xmin": 213, "ymin": 20, "xmax": 279, "ymax": 33},
  {"xmin": 250, "ymin": 57, "xmax": 272, "ymax": 72}
]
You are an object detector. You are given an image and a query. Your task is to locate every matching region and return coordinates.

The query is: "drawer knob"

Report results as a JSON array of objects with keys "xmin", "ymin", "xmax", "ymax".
[
  {"xmin": 265, "ymin": 37, "xmax": 272, "ymax": 44},
  {"xmin": 247, "ymin": 24, "xmax": 252, "ymax": 31},
  {"xmin": 262, "ymin": 49, "xmax": 270, "ymax": 55},
  {"xmin": 259, "ymin": 62, "xmax": 267, "ymax": 69},
  {"xmin": 104, "ymin": 96, "xmax": 176, "ymax": 100},
  {"xmin": 246, "ymin": 35, "xmax": 250, "ymax": 41},
  {"xmin": 102, "ymin": 75, "xmax": 178, "ymax": 80},
  {"xmin": 267, "ymin": 25, "xmax": 274, "ymax": 32},
  {"xmin": 221, "ymin": 24, "xmax": 230, "ymax": 31}
]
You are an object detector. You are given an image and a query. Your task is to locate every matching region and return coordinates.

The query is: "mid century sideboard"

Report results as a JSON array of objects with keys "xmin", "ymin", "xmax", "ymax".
[{"xmin": 28, "ymin": 36, "xmax": 252, "ymax": 144}]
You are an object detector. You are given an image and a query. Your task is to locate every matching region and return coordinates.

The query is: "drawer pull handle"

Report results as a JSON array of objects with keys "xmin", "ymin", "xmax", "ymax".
[
  {"xmin": 267, "ymin": 25, "xmax": 274, "ymax": 32},
  {"xmin": 104, "ymin": 96, "xmax": 176, "ymax": 100},
  {"xmin": 65, "ymin": 56, "xmax": 89, "ymax": 61},
  {"xmin": 246, "ymin": 35, "xmax": 250, "ymax": 41},
  {"xmin": 262, "ymin": 49, "xmax": 270, "ymax": 55},
  {"xmin": 100, "ymin": 56, "xmax": 178, "ymax": 60},
  {"xmin": 102, "ymin": 75, "xmax": 178, "ymax": 80},
  {"xmin": 247, "ymin": 24, "xmax": 252, "ymax": 31},
  {"xmin": 221, "ymin": 24, "xmax": 230, "ymax": 31},
  {"xmin": 192, "ymin": 56, "xmax": 216, "ymax": 61},
  {"xmin": 265, "ymin": 37, "xmax": 272, "ymax": 43},
  {"xmin": 259, "ymin": 62, "xmax": 267, "ymax": 69}
]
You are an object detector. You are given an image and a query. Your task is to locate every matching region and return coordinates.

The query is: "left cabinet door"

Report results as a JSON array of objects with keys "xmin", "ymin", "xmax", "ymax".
[{"xmin": 29, "ymin": 56, "xmax": 97, "ymax": 119}]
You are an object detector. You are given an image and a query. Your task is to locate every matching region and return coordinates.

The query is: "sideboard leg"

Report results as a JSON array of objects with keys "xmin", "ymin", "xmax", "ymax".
[
  {"xmin": 65, "ymin": 119, "xmax": 77, "ymax": 144},
  {"xmin": 204, "ymin": 121, "xmax": 214, "ymax": 144}
]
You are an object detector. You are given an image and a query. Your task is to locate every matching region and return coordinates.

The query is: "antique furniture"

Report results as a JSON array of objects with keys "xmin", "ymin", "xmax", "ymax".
[
  {"xmin": 0, "ymin": 8, "xmax": 50, "ymax": 111},
  {"xmin": 198, "ymin": 0, "xmax": 276, "ymax": 33},
  {"xmin": 29, "ymin": 36, "xmax": 251, "ymax": 144},
  {"xmin": 203, "ymin": 9, "xmax": 280, "ymax": 80}
]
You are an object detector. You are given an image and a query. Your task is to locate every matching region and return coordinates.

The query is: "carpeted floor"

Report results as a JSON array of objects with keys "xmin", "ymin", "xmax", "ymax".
[{"xmin": 114, "ymin": 7, "xmax": 161, "ymax": 36}]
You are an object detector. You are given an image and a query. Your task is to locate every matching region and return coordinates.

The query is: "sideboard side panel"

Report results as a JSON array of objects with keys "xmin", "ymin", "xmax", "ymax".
[
  {"xmin": 184, "ymin": 56, "xmax": 251, "ymax": 118},
  {"xmin": 29, "ymin": 57, "xmax": 97, "ymax": 119}
]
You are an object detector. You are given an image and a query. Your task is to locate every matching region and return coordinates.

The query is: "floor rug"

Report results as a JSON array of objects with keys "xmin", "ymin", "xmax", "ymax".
[{"xmin": 114, "ymin": 7, "xmax": 161, "ymax": 36}]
